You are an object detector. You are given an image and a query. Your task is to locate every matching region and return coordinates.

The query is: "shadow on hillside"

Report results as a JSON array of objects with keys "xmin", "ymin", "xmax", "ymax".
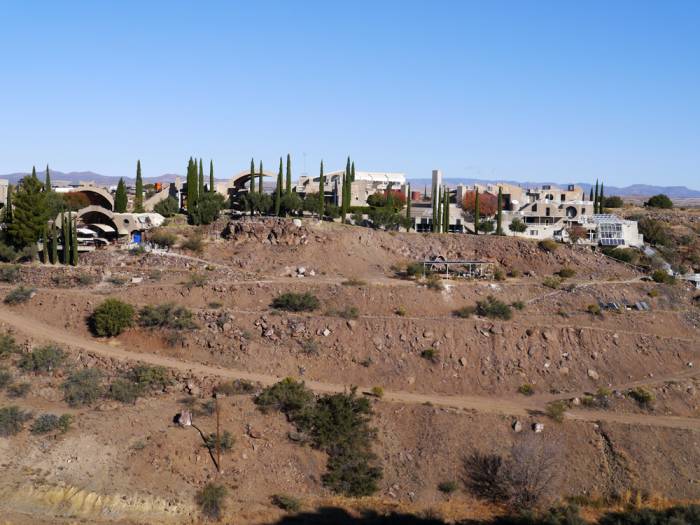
[{"xmin": 263, "ymin": 507, "xmax": 451, "ymax": 525}]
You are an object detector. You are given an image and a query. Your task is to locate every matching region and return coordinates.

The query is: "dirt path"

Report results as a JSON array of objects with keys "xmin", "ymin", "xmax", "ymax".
[{"xmin": 2, "ymin": 305, "xmax": 699, "ymax": 431}]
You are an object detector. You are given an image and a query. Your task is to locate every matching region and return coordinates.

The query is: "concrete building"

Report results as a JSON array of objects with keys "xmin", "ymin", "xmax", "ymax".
[{"xmin": 295, "ymin": 170, "xmax": 407, "ymax": 207}]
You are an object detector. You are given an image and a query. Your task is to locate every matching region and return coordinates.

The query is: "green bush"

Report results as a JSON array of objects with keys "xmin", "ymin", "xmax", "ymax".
[
  {"xmin": 438, "ymin": 481, "xmax": 458, "ymax": 494},
  {"xmin": 196, "ymin": 482, "xmax": 227, "ymax": 521},
  {"xmin": 638, "ymin": 217, "xmax": 671, "ymax": 246},
  {"xmin": 109, "ymin": 379, "xmax": 143, "ymax": 404},
  {"xmin": 557, "ymin": 267, "xmax": 576, "ymax": 279},
  {"xmin": 645, "ymin": 194, "xmax": 673, "ymax": 209},
  {"xmin": 453, "ymin": 304, "xmax": 475, "ymax": 317},
  {"xmin": 215, "ymin": 379, "xmax": 257, "ymax": 396},
  {"xmin": 271, "ymin": 494, "xmax": 301, "ymax": 512},
  {"xmin": 181, "ymin": 235, "xmax": 204, "ymax": 253},
  {"xmin": 271, "ymin": 292, "xmax": 320, "ymax": 312},
  {"xmin": 63, "ymin": 369, "xmax": 104, "ymax": 407},
  {"xmin": 604, "ymin": 196, "xmax": 624, "ymax": 208},
  {"xmin": 539, "ymin": 239, "xmax": 559, "ymax": 252},
  {"xmin": 30, "ymin": 414, "xmax": 72, "ymax": 434},
  {"xmin": 204, "ymin": 430, "xmax": 235, "ymax": 452},
  {"xmin": 424, "ymin": 273, "xmax": 444, "ymax": 290},
  {"xmin": 90, "ymin": 298, "xmax": 135, "ymax": 337},
  {"xmin": 651, "ymin": 269, "xmax": 675, "ymax": 284},
  {"xmin": 0, "ymin": 243, "xmax": 18, "ymax": 263},
  {"xmin": 0, "ymin": 369, "xmax": 12, "ymax": 389},
  {"xmin": 255, "ymin": 377, "xmax": 315, "ymax": 414},
  {"xmin": 18, "ymin": 344, "xmax": 65, "ymax": 373},
  {"xmin": 331, "ymin": 305, "xmax": 359, "ymax": 319},
  {"xmin": 511, "ymin": 300, "xmax": 525, "ymax": 310},
  {"xmin": 0, "ymin": 264, "xmax": 20, "ymax": 282},
  {"xmin": 599, "ymin": 504, "xmax": 700, "ymax": 525},
  {"xmin": 542, "ymin": 276, "xmax": 562, "ymax": 289},
  {"xmin": 476, "ymin": 296, "xmax": 512, "ymax": 320},
  {"xmin": 153, "ymin": 197, "xmax": 179, "ymax": 218},
  {"xmin": 420, "ymin": 348, "xmax": 439, "ymax": 363},
  {"xmin": 139, "ymin": 303, "xmax": 197, "ymax": 329},
  {"xmin": 75, "ymin": 273, "xmax": 95, "ymax": 286},
  {"xmin": 518, "ymin": 384, "xmax": 535, "ymax": 396},
  {"xmin": 587, "ymin": 304, "xmax": 602, "ymax": 316},
  {"xmin": 405, "ymin": 262, "xmax": 424, "ymax": 278},
  {"xmin": 7, "ymin": 382, "xmax": 30, "ymax": 398},
  {"xmin": 0, "ymin": 405, "xmax": 32, "ymax": 436},
  {"xmin": 602, "ymin": 247, "xmax": 638, "ymax": 264},
  {"xmin": 628, "ymin": 387, "xmax": 654, "ymax": 408},
  {"xmin": 4, "ymin": 286, "xmax": 35, "ymax": 305},
  {"xmin": 493, "ymin": 268, "xmax": 506, "ymax": 281},
  {"xmin": 129, "ymin": 365, "xmax": 171, "ymax": 390},
  {"xmin": 149, "ymin": 229, "xmax": 177, "ymax": 248},
  {"xmin": 183, "ymin": 272, "xmax": 208, "ymax": 289},
  {"xmin": 508, "ymin": 218, "xmax": 528, "ymax": 233},
  {"xmin": 0, "ymin": 334, "xmax": 20, "ymax": 358},
  {"xmin": 546, "ymin": 400, "xmax": 568, "ymax": 422}
]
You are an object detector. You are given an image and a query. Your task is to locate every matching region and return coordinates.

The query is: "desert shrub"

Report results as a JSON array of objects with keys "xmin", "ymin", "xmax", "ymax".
[
  {"xmin": 63, "ymin": 369, "xmax": 104, "ymax": 406},
  {"xmin": 598, "ymin": 504, "xmax": 700, "ymax": 525},
  {"xmin": 539, "ymin": 239, "xmax": 559, "ymax": 252},
  {"xmin": 542, "ymin": 276, "xmax": 562, "ymax": 289},
  {"xmin": 18, "ymin": 344, "xmax": 65, "ymax": 373},
  {"xmin": 196, "ymin": 483, "xmax": 227, "ymax": 521},
  {"xmin": 476, "ymin": 296, "xmax": 512, "ymax": 320},
  {"xmin": 651, "ymin": 269, "xmax": 675, "ymax": 284},
  {"xmin": 546, "ymin": 400, "xmax": 568, "ymax": 422},
  {"xmin": 511, "ymin": 301, "xmax": 525, "ymax": 310},
  {"xmin": 271, "ymin": 292, "xmax": 319, "ymax": 312},
  {"xmin": 0, "ymin": 334, "xmax": 20, "ymax": 358},
  {"xmin": 149, "ymin": 229, "xmax": 177, "ymax": 248},
  {"xmin": 341, "ymin": 277, "xmax": 366, "ymax": 286},
  {"xmin": 479, "ymin": 220, "xmax": 495, "ymax": 233},
  {"xmin": 587, "ymin": 304, "xmax": 602, "ymax": 316},
  {"xmin": 129, "ymin": 365, "xmax": 170, "ymax": 390},
  {"xmin": 204, "ymin": 430, "xmax": 235, "ymax": 452},
  {"xmin": 30, "ymin": 414, "xmax": 72, "ymax": 434},
  {"xmin": 7, "ymin": 382, "xmax": 30, "ymax": 398},
  {"xmin": 420, "ymin": 348, "xmax": 439, "ymax": 363},
  {"xmin": 628, "ymin": 387, "xmax": 654, "ymax": 408},
  {"xmin": 148, "ymin": 269, "xmax": 162, "ymax": 281},
  {"xmin": 0, "ymin": 405, "xmax": 32, "ymax": 436},
  {"xmin": 425, "ymin": 273, "xmax": 444, "ymax": 290},
  {"xmin": 0, "ymin": 264, "xmax": 20, "ymax": 282},
  {"xmin": 394, "ymin": 306, "xmax": 407, "ymax": 316},
  {"xmin": 208, "ymin": 301, "xmax": 223, "ymax": 309},
  {"xmin": 139, "ymin": 303, "xmax": 197, "ymax": 329},
  {"xmin": 405, "ymin": 262, "xmax": 424, "ymax": 278},
  {"xmin": 299, "ymin": 339, "xmax": 319, "ymax": 356},
  {"xmin": 518, "ymin": 384, "xmax": 535, "ymax": 396},
  {"xmin": 216, "ymin": 379, "xmax": 257, "ymax": 396},
  {"xmin": 153, "ymin": 196, "xmax": 179, "ymax": 217},
  {"xmin": 493, "ymin": 268, "xmax": 506, "ymax": 281},
  {"xmin": 75, "ymin": 273, "xmax": 95, "ymax": 286},
  {"xmin": 638, "ymin": 217, "xmax": 671, "ymax": 246},
  {"xmin": 109, "ymin": 379, "xmax": 142, "ymax": 404},
  {"xmin": 183, "ymin": 272, "xmax": 208, "ymax": 289},
  {"xmin": 271, "ymin": 494, "xmax": 301, "ymax": 512},
  {"xmin": 90, "ymin": 298, "xmax": 135, "ymax": 337},
  {"xmin": 4, "ymin": 286, "xmax": 35, "ymax": 305},
  {"xmin": 647, "ymin": 288, "xmax": 660, "ymax": 298},
  {"xmin": 604, "ymin": 196, "xmax": 624, "ymax": 208},
  {"xmin": 0, "ymin": 369, "xmax": 11, "ymax": 389},
  {"xmin": 332, "ymin": 305, "xmax": 359, "ymax": 319},
  {"xmin": 509, "ymin": 218, "xmax": 528, "ymax": 233},
  {"xmin": 370, "ymin": 386, "xmax": 384, "ymax": 398},
  {"xmin": 557, "ymin": 267, "xmax": 576, "ymax": 279},
  {"xmin": 255, "ymin": 377, "xmax": 315, "ymax": 414},
  {"xmin": 181, "ymin": 234, "xmax": 204, "ymax": 253},
  {"xmin": 463, "ymin": 452, "xmax": 510, "ymax": 503},
  {"xmin": 645, "ymin": 194, "xmax": 673, "ymax": 209},
  {"xmin": 602, "ymin": 247, "xmax": 638, "ymax": 264},
  {"xmin": 438, "ymin": 481, "xmax": 458, "ymax": 494},
  {"xmin": 583, "ymin": 388, "xmax": 612, "ymax": 409},
  {"xmin": 0, "ymin": 244, "xmax": 18, "ymax": 263}
]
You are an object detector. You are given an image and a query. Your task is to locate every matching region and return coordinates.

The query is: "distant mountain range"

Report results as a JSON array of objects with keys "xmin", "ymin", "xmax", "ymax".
[
  {"xmin": 406, "ymin": 177, "xmax": 700, "ymax": 199},
  {"xmin": 2, "ymin": 170, "xmax": 699, "ymax": 199}
]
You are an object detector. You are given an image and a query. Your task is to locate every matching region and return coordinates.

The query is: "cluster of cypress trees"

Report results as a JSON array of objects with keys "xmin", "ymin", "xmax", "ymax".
[
  {"xmin": 340, "ymin": 157, "xmax": 354, "ymax": 223},
  {"xmin": 431, "ymin": 185, "xmax": 451, "ymax": 233},
  {"xmin": 590, "ymin": 179, "xmax": 605, "ymax": 214},
  {"xmin": 318, "ymin": 160, "xmax": 325, "ymax": 218}
]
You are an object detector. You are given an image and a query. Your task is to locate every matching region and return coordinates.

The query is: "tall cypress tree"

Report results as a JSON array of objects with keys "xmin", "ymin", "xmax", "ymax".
[
  {"xmin": 70, "ymin": 214, "xmax": 78, "ymax": 266},
  {"xmin": 275, "ymin": 157, "xmax": 283, "ymax": 216},
  {"xmin": 115, "ymin": 178, "xmax": 127, "ymax": 212},
  {"xmin": 187, "ymin": 157, "xmax": 198, "ymax": 211},
  {"xmin": 209, "ymin": 160, "xmax": 215, "ymax": 193},
  {"xmin": 318, "ymin": 161, "xmax": 325, "ymax": 218},
  {"xmin": 598, "ymin": 183, "xmax": 604, "ymax": 213},
  {"xmin": 431, "ymin": 182, "xmax": 437, "ymax": 232},
  {"xmin": 198, "ymin": 158, "xmax": 205, "ymax": 197},
  {"xmin": 340, "ymin": 172, "xmax": 348, "ymax": 223},
  {"xmin": 285, "ymin": 154, "xmax": 292, "ymax": 195},
  {"xmin": 258, "ymin": 161, "xmax": 264, "ymax": 194},
  {"xmin": 593, "ymin": 179, "xmax": 599, "ymax": 215},
  {"xmin": 496, "ymin": 187, "xmax": 503, "ymax": 235},
  {"xmin": 31, "ymin": 166, "xmax": 37, "ymax": 180},
  {"xmin": 50, "ymin": 220, "xmax": 58, "ymax": 264},
  {"xmin": 589, "ymin": 186, "xmax": 594, "ymax": 202},
  {"xmin": 351, "ymin": 161, "xmax": 355, "ymax": 183},
  {"xmin": 406, "ymin": 183, "xmax": 411, "ymax": 230},
  {"xmin": 249, "ymin": 158, "xmax": 255, "ymax": 194},
  {"xmin": 134, "ymin": 160, "xmax": 144, "ymax": 212},
  {"xmin": 44, "ymin": 165, "xmax": 51, "ymax": 192},
  {"xmin": 61, "ymin": 213, "xmax": 70, "ymax": 265},
  {"xmin": 4, "ymin": 184, "xmax": 13, "ymax": 225},
  {"xmin": 474, "ymin": 188, "xmax": 480, "ymax": 235},
  {"xmin": 443, "ymin": 187, "xmax": 449, "ymax": 232}
]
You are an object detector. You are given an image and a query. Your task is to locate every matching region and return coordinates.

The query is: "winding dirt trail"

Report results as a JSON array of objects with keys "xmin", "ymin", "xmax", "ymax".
[{"xmin": 1, "ymin": 305, "xmax": 699, "ymax": 431}]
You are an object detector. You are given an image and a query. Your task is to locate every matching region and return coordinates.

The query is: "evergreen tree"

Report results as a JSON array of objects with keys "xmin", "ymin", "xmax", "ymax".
[
  {"xmin": 424, "ymin": 185, "xmax": 427, "ymax": 200},
  {"xmin": 258, "ymin": 161, "xmax": 264, "ymax": 194},
  {"xmin": 589, "ymin": 186, "xmax": 594, "ymax": 202},
  {"xmin": 598, "ymin": 182, "xmax": 604, "ymax": 213},
  {"xmin": 275, "ymin": 157, "xmax": 283, "ymax": 216},
  {"xmin": 134, "ymin": 160, "xmax": 144, "ymax": 212},
  {"xmin": 44, "ymin": 165, "xmax": 51, "ymax": 192},
  {"xmin": 474, "ymin": 188, "xmax": 480, "ymax": 235},
  {"xmin": 70, "ymin": 214, "xmax": 78, "ymax": 266},
  {"xmin": 593, "ymin": 179, "xmax": 599, "ymax": 215},
  {"xmin": 41, "ymin": 224, "xmax": 49, "ymax": 263},
  {"xmin": 61, "ymin": 213, "xmax": 70, "ymax": 265},
  {"xmin": 50, "ymin": 220, "xmax": 58, "ymax": 264},
  {"xmin": 443, "ymin": 187, "xmax": 449, "ymax": 232},
  {"xmin": 249, "ymin": 158, "xmax": 256, "ymax": 195},
  {"xmin": 209, "ymin": 160, "xmax": 215, "ymax": 193},
  {"xmin": 198, "ymin": 158, "xmax": 205, "ymax": 197},
  {"xmin": 318, "ymin": 160, "xmax": 325, "ymax": 218},
  {"xmin": 285, "ymin": 154, "xmax": 292, "ymax": 195},
  {"xmin": 31, "ymin": 166, "xmax": 37, "ymax": 179},
  {"xmin": 186, "ymin": 157, "xmax": 198, "ymax": 212},
  {"xmin": 4, "ymin": 184, "xmax": 13, "ymax": 225},
  {"xmin": 351, "ymin": 161, "xmax": 355, "ymax": 183},
  {"xmin": 7, "ymin": 174, "xmax": 49, "ymax": 249},
  {"xmin": 114, "ymin": 178, "xmax": 127, "ymax": 213},
  {"xmin": 496, "ymin": 187, "xmax": 503, "ymax": 235},
  {"xmin": 431, "ymin": 182, "xmax": 437, "ymax": 232},
  {"xmin": 406, "ymin": 184, "xmax": 411, "ymax": 230},
  {"xmin": 340, "ymin": 172, "xmax": 348, "ymax": 223}
]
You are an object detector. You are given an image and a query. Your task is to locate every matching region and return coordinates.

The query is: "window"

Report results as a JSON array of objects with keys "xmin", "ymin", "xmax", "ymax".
[
  {"xmin": 546, "ymin": 207, "xmax": 551, "ymax": 217},
  {"xmin": 530, "ymin": 230, "xmax": 538, "ymax": 236},
  {"xmin": 532, "ymin": 204, "xmax": 538, "ymax": 212}
]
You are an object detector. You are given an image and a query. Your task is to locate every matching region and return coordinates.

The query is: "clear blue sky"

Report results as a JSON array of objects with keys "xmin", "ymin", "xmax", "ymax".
[{"xmin": 1, "ymin": 1, "xmax": 698, "ymax": 188}]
